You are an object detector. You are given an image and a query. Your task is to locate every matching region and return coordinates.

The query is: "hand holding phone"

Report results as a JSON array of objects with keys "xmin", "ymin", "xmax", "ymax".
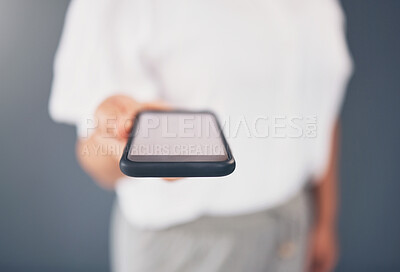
[{"xmin": 76, "ymin": 95, "xmax": 171, "ymax": 188}]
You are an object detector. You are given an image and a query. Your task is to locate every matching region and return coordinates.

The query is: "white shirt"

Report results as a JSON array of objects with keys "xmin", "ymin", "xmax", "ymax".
[{"xmin": 49, "ymin": 0, "xmax": 352, "ymax": 229}]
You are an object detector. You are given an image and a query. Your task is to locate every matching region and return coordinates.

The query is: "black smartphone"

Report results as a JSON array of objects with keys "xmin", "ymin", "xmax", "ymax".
[{"xmin": 120, "ymin": 110, "xmax": 235, "ymax": 177}]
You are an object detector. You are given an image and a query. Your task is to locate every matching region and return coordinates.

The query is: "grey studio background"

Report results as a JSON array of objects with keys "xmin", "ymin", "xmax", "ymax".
[{"xmin": 0, "ymin": 1, "xmax": 399, "ymax": 272}]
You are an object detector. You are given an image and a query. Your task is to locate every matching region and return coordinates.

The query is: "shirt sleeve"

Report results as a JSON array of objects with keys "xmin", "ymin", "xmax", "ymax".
[{"xmin": 49, "ymin": 0, "xmax": 159, "ymax": 137}]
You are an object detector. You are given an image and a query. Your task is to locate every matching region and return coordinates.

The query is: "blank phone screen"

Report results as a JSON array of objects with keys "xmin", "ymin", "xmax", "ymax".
[{"xmin": 128, "ymin": 112, "xmax": 228, "ymax": 162}]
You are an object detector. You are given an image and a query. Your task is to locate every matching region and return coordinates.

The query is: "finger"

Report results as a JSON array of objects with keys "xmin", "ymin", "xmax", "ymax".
[
  {"xmin": 96, "ymin": 96, "xmax": 142, "ymax": 139},
  {"xmin": 142, "ymin": 100, "xmax": 172, "ymax": 111},
  {"xmin": 116, "ymin": 113, "xmax": 137, "ymax": 139},
  {"xmin": 114, "ymin": 96, "xmax": 144, "ymax": 139},
  {"xmin": 118, "ymin": 101, "xmax": 172, "ymax": 138},
  {"xmin": 90, "ymin": 133, "xmax": 127, "ymax": 162},
  {"xmin": 163, "ymin": 178, "xmax": 181, "ymax": 182},
  {"xmin": 96, "ymin": 108, "xmax": 120, "ymax": 139},
  {"xmin": 117, "ymin": 99, "xmax": 173, "ymax": 138}
]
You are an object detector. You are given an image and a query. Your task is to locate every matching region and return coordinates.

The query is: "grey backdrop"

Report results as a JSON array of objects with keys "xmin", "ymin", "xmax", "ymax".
[{"xmin": 0, "ymin": 1, "xmax": 399, "ymax": 272}]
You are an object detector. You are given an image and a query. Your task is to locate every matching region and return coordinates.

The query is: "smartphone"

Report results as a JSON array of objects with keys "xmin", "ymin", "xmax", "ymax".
[{"xmin": 119, "ymin": 110, "xmax": 235, "ymax": 177}]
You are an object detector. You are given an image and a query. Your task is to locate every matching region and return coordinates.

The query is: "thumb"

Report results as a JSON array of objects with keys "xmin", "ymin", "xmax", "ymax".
[
  {"xmin": 95, "ymin": 95, "xmax": 143, "ymax": 140},
  {"xmin": 117, "ymin": 101, "xmax": 172, "ymax": 139},
  {"xmin": 142, "ymin": 101, "xmax": 172, "ymax": 111},
  {"xmin": 116, "ymin": 112, "xmax": 137, "ymax": 140},
  {"xmin": 117, "ymin": 100, "xmax": 171, "ymax": 138}
]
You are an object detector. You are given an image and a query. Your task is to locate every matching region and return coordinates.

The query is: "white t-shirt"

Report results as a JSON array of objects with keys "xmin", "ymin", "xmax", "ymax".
[{"xmin": 49, "ymin": 0, "xmax": 352, "ymax": 229}]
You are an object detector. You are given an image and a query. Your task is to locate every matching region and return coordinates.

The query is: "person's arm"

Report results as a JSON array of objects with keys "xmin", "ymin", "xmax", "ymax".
[
  {"xmin": 308, "ymin": 120, "xmax": 340, "ymax": 272},
  {"xmin": 76, "ymin": 95, "xmax": 168, "ymax": 189}
]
